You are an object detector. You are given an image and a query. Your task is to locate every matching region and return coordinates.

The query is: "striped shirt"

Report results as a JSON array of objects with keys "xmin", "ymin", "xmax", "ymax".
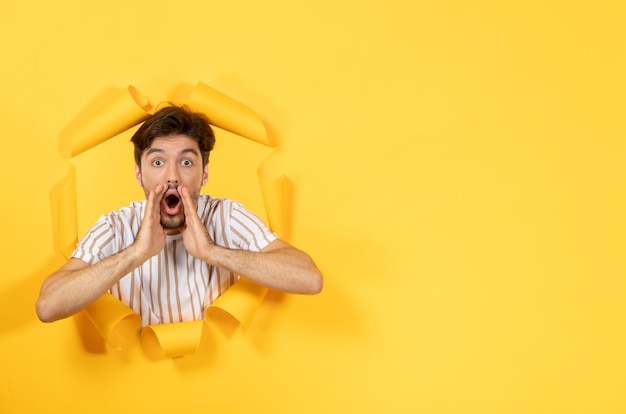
[{"xmin": 71, "ymin": 194, "xmax": 277, "ymax": 326}]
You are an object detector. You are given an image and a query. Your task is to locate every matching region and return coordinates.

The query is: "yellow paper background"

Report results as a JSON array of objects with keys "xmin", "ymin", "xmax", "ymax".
[{"xmin": 1, "ymin": 1, "xmax": 626, "ymax": 413}]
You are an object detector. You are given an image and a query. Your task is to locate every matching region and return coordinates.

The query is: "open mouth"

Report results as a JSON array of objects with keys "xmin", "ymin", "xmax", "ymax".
[
  {"xmin": 161, "ymin": 189, "xmax": 182, "ymax": 215},
  {"xmin": 164, "ymin": 193, "xmax": 180, "ymax": 209}
]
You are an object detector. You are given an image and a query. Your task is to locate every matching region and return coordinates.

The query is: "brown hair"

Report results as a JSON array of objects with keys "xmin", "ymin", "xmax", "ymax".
[{"xmin": 131, "ymin": 104, "xmax": 216, "ymax": 168}]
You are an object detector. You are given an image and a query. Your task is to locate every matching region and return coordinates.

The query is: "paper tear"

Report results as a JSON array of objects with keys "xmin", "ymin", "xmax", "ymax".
[
  {"xmin": 82, "ymin": 293, "xmax": 141, "ymax": 350},
  {"xmin": 258, "ymin": 154, "xmax": 293, "ymax": 240},
  {"xmin": 83, "ymin": 279, "xmax": 268, "ymax": 358},
  {"xmin": 141, "ymin": 321, "xmax": 205, "ymax": 359},
  {"xmin": 207, "ymin": 278, "xmax": 268, "ymax": 330},
  {"xmin": 50, "ymin": 165, "xmax": 78, "ymax": 259},
  {"xmin": 69, "ymin": 85, "xmax": 152, "ymax": 157},
  {"xmin": 56, "ymin": 82, "xmax": 286, "ymax": 358},
  {"xmin": 185, "ymin": 81, "xmax": 274, "ymax": 147}
]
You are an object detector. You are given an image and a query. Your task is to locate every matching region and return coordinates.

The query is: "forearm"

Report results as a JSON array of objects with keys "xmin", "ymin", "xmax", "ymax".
[
  {"xmin": 205, "ymin": 241, "xmax": 323, "ymax": 294},
  {"xmin": 36, "ymin": 245, "xmax": 147, "ymax": 322}
]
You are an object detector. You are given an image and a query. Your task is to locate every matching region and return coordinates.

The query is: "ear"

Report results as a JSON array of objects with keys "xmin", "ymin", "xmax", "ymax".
[
  {"xmin": 201, "ymin": 166, "xmax": 208, "ymax": 186},
  {"xmin": 135, "ymin": 164, "xmax": 143, "ymax": 186}
]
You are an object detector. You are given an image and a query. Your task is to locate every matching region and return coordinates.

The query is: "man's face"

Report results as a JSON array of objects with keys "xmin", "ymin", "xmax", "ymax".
[{"xmin": 135, "ymin": 134, "xmax": 208, "ymax": 232}]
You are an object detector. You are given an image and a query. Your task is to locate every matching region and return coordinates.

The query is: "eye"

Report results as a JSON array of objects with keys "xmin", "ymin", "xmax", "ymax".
[
  {"xmin": 151, "ymin": 159, "xmax": 163, "ymax": 167},
  {"xmin": 181, "ymin": 159, "xmax": 193, "ymax": 166}
]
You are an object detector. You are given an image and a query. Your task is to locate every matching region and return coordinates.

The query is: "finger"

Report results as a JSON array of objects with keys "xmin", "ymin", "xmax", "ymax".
[
  {"xmin": 154, "ymin": 183, "xmax": 166, "ymax": 199},
  {"xmin": 146, "ymin": 184, "xmax": 165, "ymax": 217},
  {"xmin": 180, "ymin": 187, "xmax": 204, "ymax": 231},
  {"xmin": 179, "ymin": 186, "xmax": 195, "ymax": 217}
]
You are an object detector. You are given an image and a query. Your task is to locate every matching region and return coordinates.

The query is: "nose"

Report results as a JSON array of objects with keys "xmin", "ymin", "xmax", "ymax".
[{"xmin": 166, "ymin": 164, "xmax": 180, "ymax": 185}]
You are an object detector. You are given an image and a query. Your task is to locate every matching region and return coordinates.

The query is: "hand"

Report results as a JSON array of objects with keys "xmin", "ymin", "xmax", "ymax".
[
  {"xmin": 134, "ymin": 183, "xmax": 167, "ymax": 259},
  {"xmin": 179, "ymin": 186, "xmax": 215, "ymax": 261}
]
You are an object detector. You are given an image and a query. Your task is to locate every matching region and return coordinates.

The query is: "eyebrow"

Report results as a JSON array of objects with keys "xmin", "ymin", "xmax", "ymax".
[{"xmin": 145, "ymin": 147, "xmax": 201, "ymax": 157}]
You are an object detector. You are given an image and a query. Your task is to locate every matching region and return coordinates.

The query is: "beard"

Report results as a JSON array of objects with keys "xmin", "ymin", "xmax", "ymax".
[{"xmin": 160, "ymin": 213, "xmax": 185, "ymax": 230}]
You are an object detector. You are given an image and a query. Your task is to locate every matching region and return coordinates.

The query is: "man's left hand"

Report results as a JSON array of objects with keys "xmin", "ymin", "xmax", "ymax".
[{"xmin": 179, "ymin": 186, "xmax": 215, "ymax": 262}]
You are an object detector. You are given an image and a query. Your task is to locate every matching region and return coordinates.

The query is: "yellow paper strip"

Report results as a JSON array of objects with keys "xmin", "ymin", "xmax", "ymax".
[
  {"xmin": 50, "ymin": 166, "xmax": 78, "ymax": 259},
  {"xmin": 70, "ymin": 85, "xmax": 152, "ymax": 157},
  {"xmin": 259, "ymin": 174, "xmax": 292, "ymax": 239},
  {"xmin": 82, "ymin": 293, "xmax": 141, "ymax": 350},
  {"xmin": 258, "ymin": 156, "xmax": 292, "ymax": 240},
  {"xmin": 185, "ymin": 81, "xmax": 273, "ymax": 147},
  {"xmin": 140, "ymin": 321, "xmax": 205, "ymax": 359},
  {"xmin": 208, "ymin": 278, "xmax": 268, "ymax": 329}
]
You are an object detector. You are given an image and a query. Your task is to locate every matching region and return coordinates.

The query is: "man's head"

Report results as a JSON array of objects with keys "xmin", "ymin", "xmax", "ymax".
[
  {"xmin": 131, "ymin": 104, "xmax": 215, "ymax": 168},
  {"xmin": 131, "ymin": 105, "xmax": 216, "ymax": 231}
]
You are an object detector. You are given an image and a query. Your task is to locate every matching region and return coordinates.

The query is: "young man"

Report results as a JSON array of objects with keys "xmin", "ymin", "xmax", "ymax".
[{"xmin": 37, "ymin": 105, "xmax": 323, "ymax": 326}]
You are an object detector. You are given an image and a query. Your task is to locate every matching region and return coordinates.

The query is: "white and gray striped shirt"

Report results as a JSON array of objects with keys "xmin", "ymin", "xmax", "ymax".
[{"xmin": 72, "ymin": 195, "xmax": 277, "ymax": 326}]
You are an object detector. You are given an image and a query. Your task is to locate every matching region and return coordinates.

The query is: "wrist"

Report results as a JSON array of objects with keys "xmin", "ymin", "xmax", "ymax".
[
  {"xmin": 203, "ymin": 243, "xmax": 222, "ymax": 266},
  {"xmin": 127, "ymin": 242, "xmax": 152, "ymax": 267}
]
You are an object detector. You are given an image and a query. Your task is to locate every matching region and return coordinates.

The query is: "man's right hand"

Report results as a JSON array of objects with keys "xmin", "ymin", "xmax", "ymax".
[{"xmin": 134, "ymin": 183, "xmax": 167, "ymax": 259}]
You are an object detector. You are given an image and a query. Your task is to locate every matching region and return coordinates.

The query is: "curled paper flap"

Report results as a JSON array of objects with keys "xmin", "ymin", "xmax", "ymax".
[
  {"xmin": 82, "ymin": 293, "xmax": 141, "ymax": 350},
  {"xmin": 259, "ymin": 175, "xmax": 292, "ymax": 239},
  {"xmin": 258, "ymin": 157, "xmax": 292, "ymax": 239},
  {"xmin": 141, "ymin": 321, "xmax": 205, "ymax": 359},
  {"xmin": 70, "ymin": 86, "xmax": 152, "ymax": 157},
  {"xmin": 51, "ymin": 166, "xmax": 78, "ymax": 259},
  {"xmin": 185, "ymin": 81, "xmax": 273, "ymax": 147},
  {"xmin": 208, "ymin": 278, "xmax": 268, "ymax": 329},
  {"xmin": 81, "ymin": 279, "xmax": 267, "ymax": 356}
]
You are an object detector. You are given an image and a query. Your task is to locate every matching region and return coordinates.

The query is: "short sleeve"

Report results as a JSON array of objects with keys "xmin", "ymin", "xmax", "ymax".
[
  {"xmin": 71, "ymin": 218, "xmax": 116, "ymax": 265},
  {"xmin": 227, "ymin": 200, "xmax": 278, "ymax": 251}
]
